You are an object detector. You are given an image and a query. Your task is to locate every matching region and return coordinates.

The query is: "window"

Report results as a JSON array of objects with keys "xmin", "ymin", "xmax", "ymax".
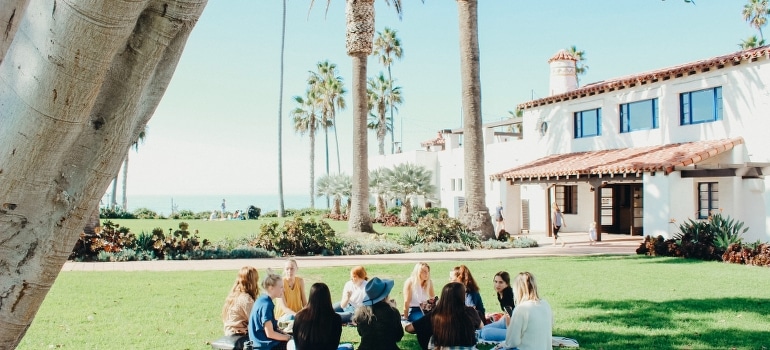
[
  {"xmin": 620, "ymin": 98, "xmax": 658, "ymax": 133},
  {"xmin": 698, "ymin": 182, "xmax": 719, "ymax": 219},
  {"xmin": 574, "ymin": 108, "xmax": 601, "ymax": 138},
  {"xmin": 555, "ymin": 185, "xmax": 578, "ymax": 214},
  {"xmin": 451, "ymin": 179, "xmax": 456, "ymax": 191},
  {"xmin": 680, "ymin": 87, "xmax": 723, "ymax": 125},
  {"xmin": 457, "ymin": 178, "xmax": 463, "ymax": 191}
]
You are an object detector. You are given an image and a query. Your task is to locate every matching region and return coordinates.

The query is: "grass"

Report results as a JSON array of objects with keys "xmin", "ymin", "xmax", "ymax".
[
  {"xmin": 108, "ymin": 218, "xmax": 414, "ymax": 243},
  {"xmin": 19, "ymin": 255, "xmax": 770, "ymax": 349}
]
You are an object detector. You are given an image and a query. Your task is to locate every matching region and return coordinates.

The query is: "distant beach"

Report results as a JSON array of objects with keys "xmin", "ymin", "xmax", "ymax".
[{"xmin": 111, "ymin": 194, "xmax": 315, "ymax": 215}]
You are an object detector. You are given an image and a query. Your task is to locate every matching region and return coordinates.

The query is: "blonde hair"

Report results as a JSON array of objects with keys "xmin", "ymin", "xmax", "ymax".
[
  {"xmin": 408, "ymin": 262, "xmax": 432, "ymax": 292},
  {"xmin": 221, "ymin": 266, "xmax": 260, "ymax": 320},
  {"xmin": 513, "ymin": 272, "xmax": 541, "ymax": 306},
  {"xmin": 262, "ymin": 268, "xmax": 282, "ymax": 290}
]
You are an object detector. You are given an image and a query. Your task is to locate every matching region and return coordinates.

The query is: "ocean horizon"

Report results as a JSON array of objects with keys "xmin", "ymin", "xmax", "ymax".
[{"xmin": 108, "ymin": 194, "xmax": 319, "ymax": 215}]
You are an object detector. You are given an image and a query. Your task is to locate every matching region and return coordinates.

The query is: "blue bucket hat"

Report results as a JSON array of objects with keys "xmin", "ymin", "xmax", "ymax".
[{"xmin": 362, "ymin": 277, "xmax": 394, "ymax": 305}]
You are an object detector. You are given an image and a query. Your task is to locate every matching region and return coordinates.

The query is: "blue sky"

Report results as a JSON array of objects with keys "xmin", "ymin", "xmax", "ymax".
[{"xmin": 125, "ymin": 0, "xmax": 752, "ymax": 198}]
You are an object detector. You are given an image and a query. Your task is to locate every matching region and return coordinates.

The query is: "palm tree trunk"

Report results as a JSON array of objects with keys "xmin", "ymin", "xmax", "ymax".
[
  {"xmin": 346, "ymin": 0, "xmax": 375, "ymax": 233},
  {"xmin": 111, "ymin": 177, "xmax": 118, "ymax": 210},
  {"xmin": 457, "ymin": 0, "xmax": 494, "ymax": 239},
  {"xmin": 378, "ymin": 106, "xmax": 386, "ymax": 155},
  {"xmin": 376, "ymin": 194, "xmax": 386, "ymax": 219},
  {"xmin": 400, "ymin": 197, "xmax": 412, "ymax": 223},
  {"xmin": 324, "ymin": 123, "xmax": 330, "ymax": 209},
  {"xmin": 277, "ymin": 0, "xmax": 287, "ymax": 217},
  {"xmin": 387, "ymin": 64, "xmax": 395, "ymax": 154},
  {"xmin": 121, "ymin": 154, "xmax": 128, "ymax": 211},
  {"xmin": 333, "ymin": 118, "xmax": 342, "ymax": 174},
  {"xmin": 333, "ymin": 196, "xmax": 342, "ymax": 216},
  {"xmin": 310, "ymin": 126, "xmax": 316, "ymax": 209}
]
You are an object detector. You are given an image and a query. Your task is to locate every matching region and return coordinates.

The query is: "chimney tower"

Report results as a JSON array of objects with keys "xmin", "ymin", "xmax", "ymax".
[{"xmin": 548, "ymin": 49, "xmax": 578, "ymax": 96}]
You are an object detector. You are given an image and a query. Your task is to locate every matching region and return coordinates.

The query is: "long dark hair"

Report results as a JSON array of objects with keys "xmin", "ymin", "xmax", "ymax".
[
  {"xmin": 293, "ymin": 283, "xmax": 338, "ymax": 345},
  {"xmin": 431, "ymin": 282, "xmax": 477, "ymax": 346},
  {"xmin": 453, "ymin": 265, "xmax": 480, "ymax": 293}
]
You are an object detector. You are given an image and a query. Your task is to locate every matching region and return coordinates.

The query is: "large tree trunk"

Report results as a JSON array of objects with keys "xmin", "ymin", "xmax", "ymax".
[
  {"xmin": 111, "ymin": 176, "xmax": 118, "ymax": 210},
  {"xmin": 375, "ymin": 194, "xmax": 387, "ymax": 220},
  {"xmin": 456, "ymin": 0, "xmax": 494, "ymax": 239},
  {"xmin": 277, "ymin": 0, "xmax": 287, "ymax": 217},
  {"xmin": 400, "ymin": 196, "xmax": 412, "ymax": 224},
  {"xmin": 0, "ymin": 0, "xmax": 207, "ymax": 347},
  {"xmin": 377, "ymin": 104, "xmax": 386, "ymax": 155},
  {"xmin": 346, "ymin": 0, "xmax": 374, "ymax": 233}
]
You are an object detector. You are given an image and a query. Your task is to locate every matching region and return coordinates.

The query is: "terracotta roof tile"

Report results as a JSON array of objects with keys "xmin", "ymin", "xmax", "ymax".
[
  {"xmin": 521, "ymin": 45, "xmax": 770, "ymax": 109},
  {"xmin": 548, "ymin": 49, "xmax": 577, "ymax": 63},
  {"xmin": 421, "ymin": 133, "xmax": 445, "ymax": 147},
  {"xmin": 490, "ymin": 137, "xmax": 744, "ymax": 181}
]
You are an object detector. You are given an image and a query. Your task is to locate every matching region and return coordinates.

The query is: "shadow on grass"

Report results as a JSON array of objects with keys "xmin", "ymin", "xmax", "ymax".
[{"xmin": 568, "ymin": 297, "xmax": 770, "ymax": 349}]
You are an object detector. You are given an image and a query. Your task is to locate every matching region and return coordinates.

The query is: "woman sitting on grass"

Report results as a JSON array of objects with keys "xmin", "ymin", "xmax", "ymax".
[
  {"xmin": 498, "ymin": 272, "xmax": 553, "ymax": 350},
  {"xmin": 406, "ymin": 282, "xmax": 483, "ymax": 350},
  {"xmin": 275, "ymin": 258, "xmax": 306, "ymax": 321},
  {"xmin": 353, "ymin": 277, "xmax": 404, "ymax": 350},
  {"xmin": 291, "ymin": 283, "xmax": 343, "ymax": 350},
  {"xmin": 403, "ymin": 262, "xmax": 436, "ymax": 322},
  {"xmin": 334, "ymin": 265, "xmax": 368, "ymax": 323},
  {"xmin": 222, "ymin": 266, "xmax": 260, "ymax": 339},
  {"xmin": 480, "ymin": 271, "xmax": 514, "ymax": 342},
  {"xmin": 450, "ymin": 265, "xmax": 486, "ymax": 323},
  {"xmin": 248, "ymin": 269, "xmax": 292, "ymax": 349}
]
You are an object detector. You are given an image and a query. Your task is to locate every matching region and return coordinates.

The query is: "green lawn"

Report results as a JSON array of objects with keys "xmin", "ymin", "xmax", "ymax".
[
  {"xmin": 108, "ymin": 218, "xmax": 414, "ymax": 243},
  {"xmin": 19, "ymin": 255, "xmax": 770, "ymax": 349}
]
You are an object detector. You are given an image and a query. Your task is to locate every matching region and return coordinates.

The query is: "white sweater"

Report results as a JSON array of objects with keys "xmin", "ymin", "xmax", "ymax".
[{"xmin": 502, "ymin": 299, "xmax": 553, "ymax": 350}]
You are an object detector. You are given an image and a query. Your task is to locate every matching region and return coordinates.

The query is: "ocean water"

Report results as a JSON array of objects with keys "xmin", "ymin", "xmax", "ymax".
[{"xmin": 118, "ymin": 194, "xmax": 315, "ymax": 215}]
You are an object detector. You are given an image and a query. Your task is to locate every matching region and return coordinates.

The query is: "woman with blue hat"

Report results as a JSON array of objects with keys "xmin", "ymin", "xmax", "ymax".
[{"xmin": 353, "ymin": 277, "xmax": 404, "ymax": 350}]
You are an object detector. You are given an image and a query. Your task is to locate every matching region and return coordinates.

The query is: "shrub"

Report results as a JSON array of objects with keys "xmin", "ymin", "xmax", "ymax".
[
  {"xmin": 414, "ymin": 207, "xmax": 448, "ymax": 219},
  {"xmin": 247, "ymin": 206, "xmax": 261, "ymax": 219},
  {"xmin": 69, "ymin": 220, "xmax": 137, "ymax": 261},
  {"xmin": 510, "ymin": 236, "xmax": 539, "ymax": 248},
  {"xmin": 398, "ymin": 229, "xmax": 425, "ymax": 246},
  {"xmin": 409, "ymin": 242, "xmax": 469, "ymax": 253},
  {"xmin": 132, "ymin": 207, "xmax": 160, "ymax": 219},
  {"xmin": 480, "ymin": 239, "xmax": 512, "ymax": 249},
  {"xmin": 254, "ymin": 217, "xmax": 341, "ymax": 256},
  {"xmin": 99, "ymin": 207, "xmax": 135, "ymax": 219},
  {"xmin": 338, "ymin": 239, "xmax": 406, "ymax": 255},
  {"xmin": 458, "ymin": 229, "xmax": 482, "ymax": 249},
  {"xmin": 415, "ymin": 212, "xmax": 470, "ymax": 244}
]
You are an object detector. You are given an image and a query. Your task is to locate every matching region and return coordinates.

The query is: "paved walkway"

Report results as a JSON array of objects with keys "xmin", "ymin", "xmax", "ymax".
[{"xmin": 61, "ymin": 232, "xmax": 643, "ymax": 272}]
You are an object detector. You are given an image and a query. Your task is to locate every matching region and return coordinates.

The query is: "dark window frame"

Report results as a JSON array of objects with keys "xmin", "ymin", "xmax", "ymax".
[
  {"xmin": 555, "ymin": 185, "xmax": 578, "ymax": 214},
  {"xmin": 620, "ymin": 98, "xmax": 659, "ymax": 133},
  {"xmin": 574, "ymin": 108, "xmax": 602, "ymax": 138},
  {"xmin": 680, "ymin": 87, "xmax": 723, "ymax": 125},
  {"xmin": 697, "ymin": 182, "xmax": 719, "ymax": 219}
]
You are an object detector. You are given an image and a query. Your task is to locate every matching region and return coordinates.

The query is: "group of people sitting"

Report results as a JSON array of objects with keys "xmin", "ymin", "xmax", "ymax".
[{"xmin": 220, "ymin": 259, "xmax": 553, "ymax": 350}]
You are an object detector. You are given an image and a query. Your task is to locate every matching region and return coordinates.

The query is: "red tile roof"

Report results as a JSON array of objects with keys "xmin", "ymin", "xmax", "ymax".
[
  {"xmin": 548, "ymin": 49, "xmax": 577, "ymax": 63},
  {"xmin": 421, "ymin": 133, "xmax": 446, "ymax": 148},
  {"xmin": 491, "ymin": 137, "xmax": 744, "ymax": 181},
  {"xmin": 521, "ymin": 45, "xmax": 770, "ymax": 109}
]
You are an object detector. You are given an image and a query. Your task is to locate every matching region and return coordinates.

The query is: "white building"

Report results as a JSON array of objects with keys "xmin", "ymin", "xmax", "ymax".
[{"xmin": 371, "ymin": 46, "xmax": 770, "ymax": 243}]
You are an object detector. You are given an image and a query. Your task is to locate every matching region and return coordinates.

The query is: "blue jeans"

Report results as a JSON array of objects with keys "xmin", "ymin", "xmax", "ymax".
[
  {"xmin": 480, "ymin": 318, "xmax": 507, "ymax": 342},
  {"xmin": 406, "ymin": 307, "xmax": 424, "ymax": 322},
  {"xmin": 333, "ymin": 303, "xmax": 355, "ymax": 323}
]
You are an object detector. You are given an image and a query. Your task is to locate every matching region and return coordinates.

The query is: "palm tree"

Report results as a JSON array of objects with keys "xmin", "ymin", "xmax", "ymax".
[
  {"xmin": 277, "ymin": 0, "xmax": 288, "ymax": 217},
  {"xmin": 311, "ymin": 0, "xmax": 405, "ymax": 233},
  {"xmin": 316, "ymin": 173, "xmax": 352, "ymax": 217},
  {"xmin": 740, "ymin": 34, "xmax": 766, "ymax": 49},
  {"xmin": 386, "ymin": 163, "xmax": 436, "ymax": 223},
  {"xmin": 373, "ymin": 27, "xmax": 403, "ymax": 154},
  {"xmin": 308, "ymin": 61, "xmax": 346, "ymax": 175},
  {"xmin": 367, "ymin": 72, "xmax": 402, "ymax": 155},
  {"xmin": 292, "ymin": 89, "xmax": 326, "ymax": 209},
  {"xmin": 369, "ymin": 167, "xmax": 391, "ymax": 220},
  {"xmin": 457, "ymin": 0, "xmax": 495, "ymax": 239},
  {"xmin": 743, "ymin": 0, "xmax": 770, "ymax": 41},
  {"xmin": 121, "ymin": 127, "xmax": 147, "ymax": 211},
  {"xmin": 566, "ymin": 45, "xmax": 588, "ymax": 85}
]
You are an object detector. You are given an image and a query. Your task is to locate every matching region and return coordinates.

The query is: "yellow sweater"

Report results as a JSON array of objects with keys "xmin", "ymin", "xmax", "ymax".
[{"xmin": 275, "ymin": 276, "xmax": 304, "ymax": 319}]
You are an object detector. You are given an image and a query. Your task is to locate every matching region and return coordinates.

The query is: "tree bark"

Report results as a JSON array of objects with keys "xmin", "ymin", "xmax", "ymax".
[
  {"xmin": 121, "ymin": 154, "xmax": 129, "ymax": 210},
  {"xmin": 346, "ymin": 0, "xmax": 374, "ymax": 233},
  {"xmin": 456, "ymin": 0, "xmax": 494, "ymax": 239},
  {"xmin": 0, "ymin": 0, "xmax": 207, "ymax": 347},
  {"xmin": 310, "ymin": 126, "xmax": 316, "ymax": 209}
]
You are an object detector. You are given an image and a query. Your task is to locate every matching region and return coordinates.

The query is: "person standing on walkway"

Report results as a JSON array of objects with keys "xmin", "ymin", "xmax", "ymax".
[
  {"xmin": 221, "ymin": 199, "xmax": 227, "ymax": 219},
  {"xmin": 495, "ymin": 202, "xmax": 505, "ymax": 237},
  {"xmin": 552, "ymin": 203, "xmax": 566, "ymax": 247}
]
